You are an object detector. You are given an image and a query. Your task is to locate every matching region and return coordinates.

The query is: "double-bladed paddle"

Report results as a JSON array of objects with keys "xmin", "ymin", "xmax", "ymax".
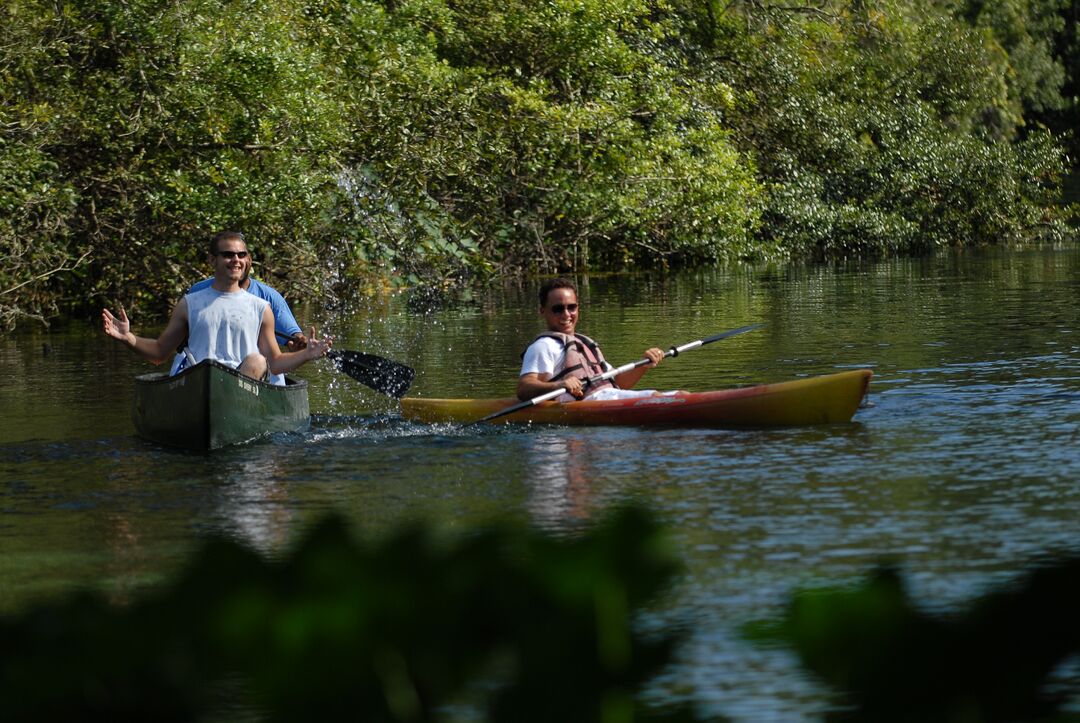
[
  {"xmin": 276, "ymin": 332, "xmax": 415, "ymax": 398},
  {"xmin": 469, "ymin": 323, "xmax": 763, "ymax": 425}
]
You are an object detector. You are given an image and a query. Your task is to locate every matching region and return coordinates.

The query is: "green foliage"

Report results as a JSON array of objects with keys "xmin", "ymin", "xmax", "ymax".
[
  {"xmin": 1, "ymin": 0, "xmax": 1076, "ymax": 327},
  {"xmin": 956, "ymin": 0, "xmax": 1071, "ymax": 117},
  {"xmin": 0, "ymin": 506, "xmax": 701, "ymax": 722},
  {"xmin": 7, "ymin": 501, "xmax": 1080, "ymax": 721},
  {"xmin": 319, "ymin": 0, "xmax": 762, "ymax": 287},
  {"xmin": 715, "ymin": 1, "xmax": 1074, "ymax": 256},
  {"xmin": 749, "ymin": 560, "xmax": 1080, "ymax": 721},
  {"xmin": 1, "ymin": 0, "xmax": 348, "ymax": 323},
  {"xmin": 948, "ymin": 0, "xmax": 1080, "ymax": 161}
]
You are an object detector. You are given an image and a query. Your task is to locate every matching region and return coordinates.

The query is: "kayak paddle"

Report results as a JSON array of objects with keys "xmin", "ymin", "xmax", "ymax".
[
  {"xmin": 276, "ymin": 331, "xmax": 415, "ymax": 398},
  {"xmin": 469, "ymin": 323, "xmax": 763, "ymax": 425}
]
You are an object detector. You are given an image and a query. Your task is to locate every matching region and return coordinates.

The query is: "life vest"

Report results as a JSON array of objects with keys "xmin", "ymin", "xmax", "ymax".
[{"xmin": 524, "ymin": 332, "xmax": 617, "ymax": 392}]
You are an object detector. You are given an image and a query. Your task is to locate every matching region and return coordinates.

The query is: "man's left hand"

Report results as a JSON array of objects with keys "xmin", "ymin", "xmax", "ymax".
[{"xmin": 306, "ymin": 326, "xmax": 333, "ymax": 359}]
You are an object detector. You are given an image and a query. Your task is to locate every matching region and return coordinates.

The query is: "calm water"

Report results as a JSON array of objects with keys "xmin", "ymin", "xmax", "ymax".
[{"xmin": 3, "ymin": 246, "xmax": 1080, "ymax": 720}]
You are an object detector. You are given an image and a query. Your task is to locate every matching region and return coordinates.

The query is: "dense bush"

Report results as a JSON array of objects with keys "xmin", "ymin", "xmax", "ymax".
[
  {"xmin": 714, "ymin": 1, "xmax": 1073, "ymax": 256},
  {"xmin": 1, "ymin": 0, "xmax": 1076, "ymax": 328},
  {"xmin": 7, "ymin": 503, "xmax": 1080, "ymax": 721},
  {"xmin": 750, "ymin": 559, "xmax": 1080, "ymax": 721},
  {"xmin": 0, "ymin": 507, "xmax": 700, "ymax": 722},
  {"xmin": 1, "ymin": 0, "xmax": 348, "ymax": 322},
  {"xmin": 316, "ymin": 0, "xmax": 763, "ymax": 288}
]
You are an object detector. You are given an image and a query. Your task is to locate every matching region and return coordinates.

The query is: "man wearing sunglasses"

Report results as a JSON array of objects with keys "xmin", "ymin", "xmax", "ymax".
[
  {"xmin": 517, "ymin": 278, "xmax": 664, "ymax": 401},
  {"xmin": 167, "ymin": 233, "xmax": 307, "ymax": 385},
  {"xmin": 102, "ymin": 231, "xmax": 331, "ymax": 383}
]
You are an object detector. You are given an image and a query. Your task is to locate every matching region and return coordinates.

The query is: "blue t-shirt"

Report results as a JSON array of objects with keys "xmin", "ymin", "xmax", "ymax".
[{"xmin": 170, "ymin": 278, "xmax": 302, "ymax": 383}]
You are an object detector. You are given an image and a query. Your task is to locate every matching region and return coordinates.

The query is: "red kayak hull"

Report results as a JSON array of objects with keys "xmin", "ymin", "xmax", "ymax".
[{"xmin": 400, "ymin": 369, "xmax": 872, "ymax": 427}]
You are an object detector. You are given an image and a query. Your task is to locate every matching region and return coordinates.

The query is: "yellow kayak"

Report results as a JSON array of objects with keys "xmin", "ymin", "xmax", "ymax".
[{"xmin": 400, "ymin": 369, "xmax": 872, "ymax": 427}]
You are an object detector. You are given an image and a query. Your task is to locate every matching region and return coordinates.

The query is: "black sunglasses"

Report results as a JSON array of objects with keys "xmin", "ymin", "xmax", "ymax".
[
  {"xmin": 549, "ymin": 303, "xmax": 578, "ymax": 314},
  {"xmin": 216, "ymin": 250, "xmax": 249, "ymax": 259}
]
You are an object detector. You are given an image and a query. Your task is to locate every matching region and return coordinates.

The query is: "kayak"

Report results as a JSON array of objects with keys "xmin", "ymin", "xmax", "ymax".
[
  {"xmin": 400, "ymin": 369, "xmax": 872, "ymax": 427},
  {"xmin": 132, "ymin": 359, "xmax": 309, "ymax": 451}
]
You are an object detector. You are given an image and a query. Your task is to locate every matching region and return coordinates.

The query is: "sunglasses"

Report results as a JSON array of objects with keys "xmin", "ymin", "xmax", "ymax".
[
  {"xmin": 549, "ymin": 303, "xmax": 578, "ymax": 314},
  {"xmin": 216, "ymin": 251, "xmax": 249, "ymax": 259}
]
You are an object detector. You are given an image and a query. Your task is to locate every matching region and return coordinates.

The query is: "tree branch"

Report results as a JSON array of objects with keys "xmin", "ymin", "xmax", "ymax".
[{"xmin": 0, "ymin": 250, "xmax": 92, "ymax": 297}]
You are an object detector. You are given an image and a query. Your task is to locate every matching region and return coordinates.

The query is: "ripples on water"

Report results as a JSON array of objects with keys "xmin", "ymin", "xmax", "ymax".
[{"xmin": 3, "ymin": 246, "xmax": 1080, "ymax": 720}]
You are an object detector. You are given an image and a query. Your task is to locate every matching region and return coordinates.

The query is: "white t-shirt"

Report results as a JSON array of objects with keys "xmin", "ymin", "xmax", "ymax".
[
  {"xmin": 182, "ymin": 287, "xmax": 270, "ymax": 377},
  {"xmin": 519, "ymin": 336, "xmax": 670, "ymax": 402},
  {"xmin": 519, "ymin": 336, "xmax": 615, "ymax": 378}
]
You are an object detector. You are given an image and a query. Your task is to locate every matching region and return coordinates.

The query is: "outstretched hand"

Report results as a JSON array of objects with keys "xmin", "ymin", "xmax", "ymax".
[
  {"xmin": 643, "ymin": 347, "xmax": 664, "ymax": 367},
  {"xmin": 305, "ymin": 326, "xmax": 333, "ymax": 359},
  {"xmin": 101, "ymin": 307, "xmax": 132, "ymax": 344}
]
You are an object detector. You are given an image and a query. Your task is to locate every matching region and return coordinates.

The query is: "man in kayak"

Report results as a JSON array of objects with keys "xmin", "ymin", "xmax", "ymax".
[
  {"xmin": 168, "ymin": 245, "xmax": 307, "ymax": 385},
  {"xmin": 517, "ymin": 278, "xmax": 665, "ymax": 401},
  {"xmin": 102, "ymin": 231, "xmax": 331, "ymax": 383}
]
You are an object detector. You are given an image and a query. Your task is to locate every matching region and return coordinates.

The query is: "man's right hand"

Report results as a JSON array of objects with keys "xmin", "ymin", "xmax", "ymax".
[
  {"xmin": 286, "ymin": 332, "xmax": 308, "ymax": 351},
  {"xmin": 101, "ymin": 307, "xmax": 133, "ymax": 345},
  {"xmin": 563, "ymin": 376, "xmax": 585, "ymax": 399}
]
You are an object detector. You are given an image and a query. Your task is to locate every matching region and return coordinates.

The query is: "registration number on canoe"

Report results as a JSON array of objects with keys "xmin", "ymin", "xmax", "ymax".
[{"xmin": 238, "ymin": 378, "xmax": 260, "ymax": 397}]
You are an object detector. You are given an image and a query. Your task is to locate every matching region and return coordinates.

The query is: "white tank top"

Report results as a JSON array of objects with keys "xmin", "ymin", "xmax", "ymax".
[{"xmin": 184, "ymin": 287, "xmax": 268, "ymax": 370}]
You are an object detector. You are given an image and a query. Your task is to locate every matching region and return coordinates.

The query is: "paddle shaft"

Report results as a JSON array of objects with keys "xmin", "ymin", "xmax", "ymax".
[{"xmin": 470, "ymin": 323, "xmax": 762, "ymax": 425}]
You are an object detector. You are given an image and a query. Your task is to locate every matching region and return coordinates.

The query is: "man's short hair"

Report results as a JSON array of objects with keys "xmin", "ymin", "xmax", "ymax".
[
  {"xmin": 538, "ymin": 277, "xmax": 576, "ymax": 307},
  {"xmin": 210, "ymin": 231, "xmax": 245, "ymax": 256}
]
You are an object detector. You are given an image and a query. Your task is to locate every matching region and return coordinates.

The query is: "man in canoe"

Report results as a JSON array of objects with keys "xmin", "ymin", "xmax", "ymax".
[
  {"xmin": 517, "ymin": 278, "xmax": 665, "ymax": 401},
  {"xmin": 168, "ymin": 237, "xmax": 307, "ymax": 385},
  {"xmin": 102, "ymin": 231, "xmax": 331, "ymax": 383}
]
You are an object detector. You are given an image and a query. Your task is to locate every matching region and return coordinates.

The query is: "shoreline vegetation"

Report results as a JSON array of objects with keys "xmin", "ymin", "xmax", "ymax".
[{"xmin": 2, "ymin": 0, "xmax": 1078, "ymax": 329}]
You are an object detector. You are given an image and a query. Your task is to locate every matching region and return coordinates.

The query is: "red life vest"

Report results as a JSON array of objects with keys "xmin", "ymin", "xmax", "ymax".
[{"xmin": 524, "ymin": 332, "xmax": 617, "ymax": 392}]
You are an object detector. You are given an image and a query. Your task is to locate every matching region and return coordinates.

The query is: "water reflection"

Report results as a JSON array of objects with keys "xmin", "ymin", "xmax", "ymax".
[
  {"xmin": 522, "ymin": 432, "xmax": 594, "ymax": 528},
  {"xmin": 103, "ymin": 511, "xmax": 147, "ymax": 607},
  {"xmin": 212, "ymin": 443, "xmax": 298, "ymax": 554}
]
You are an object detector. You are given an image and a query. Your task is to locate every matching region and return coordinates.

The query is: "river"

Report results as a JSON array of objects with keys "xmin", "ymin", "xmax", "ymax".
[{"xmin": 2, "ymin": 245, "xmax": 1080, "ymax": 720}]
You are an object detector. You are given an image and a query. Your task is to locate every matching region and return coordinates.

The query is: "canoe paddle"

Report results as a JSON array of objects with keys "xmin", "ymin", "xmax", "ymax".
[
  {"xmin": 327, "ymin": 349, "xmax": 416, "ymax": 398},
  {"xmin": 276, "ymin": 332, "xmax": 415, "ymax": 398},
  {"xmin": 469, "ymin": 323, "xmax": 763, "ymax": 425}
]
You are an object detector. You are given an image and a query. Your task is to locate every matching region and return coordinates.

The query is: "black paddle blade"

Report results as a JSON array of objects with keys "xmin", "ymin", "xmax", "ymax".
[{"xmin": 327, "ymin": 350, "xmax": 415, "ymax": 398}]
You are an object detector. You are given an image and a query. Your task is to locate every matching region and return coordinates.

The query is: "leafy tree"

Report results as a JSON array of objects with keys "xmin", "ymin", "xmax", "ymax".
[
  {"xmin": 314, "ymin": 0, "xmax": 763, "ymax": 286},
  {"xmin": 949, "ymin": 0, "xmax": 1080, "ymax": 158},
  {"xmin": 1, "ymin": 0, "xmax": 348, "ymax": 324},
  {"xmin": 706, "ymin": 0, "xmax": 1073, "ymax": 256},
  {"xmin": 0, "ymin": 0, "xmax": 1074, "ymax": 327},
  {"xmin": 954, "ymin": 0, "xmax": 1071, "ymax": 121}
]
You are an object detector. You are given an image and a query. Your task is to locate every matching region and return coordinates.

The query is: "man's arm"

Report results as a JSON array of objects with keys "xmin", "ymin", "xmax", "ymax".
[
  {"xmin": 253, "ymin": 280, "xmax": 307, "ymax": 350},
  {"xmin": 516, "ymin": 372, "xmax": 584, "ymax": 401},
  {"xmin": 516, "ymin": 338, "xmax": 584, "ymax": 400},
  {"xmin": 257, "ymin": 307, "xmax": 330, "ymax": 374},
  {"xmin": 261, "ymin": 284, "xmax": 303, "ymax": 338},
  {"xmin": 612, "ymin": 347, "xmax": 664, "ymax": 389},
  {"xmin": 101, "ymin": 300, "xmax": 190, "ymax": 365}
]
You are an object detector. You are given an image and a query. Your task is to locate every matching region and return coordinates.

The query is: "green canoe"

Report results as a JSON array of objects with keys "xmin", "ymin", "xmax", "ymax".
[{"xmin": 132, "ymin": 359, "xmax": 310, "ymax": 451}]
